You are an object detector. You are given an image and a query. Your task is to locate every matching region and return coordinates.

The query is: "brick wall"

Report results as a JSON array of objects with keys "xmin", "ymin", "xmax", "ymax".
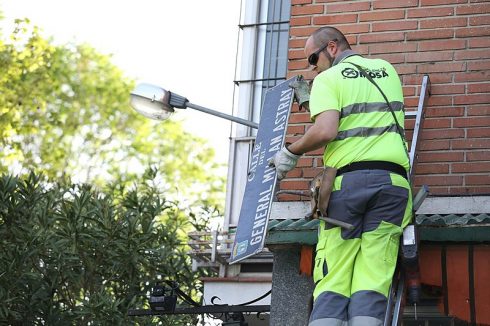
[{"xmin": 285, "ymin": 0, "xmax": 490, "ymax": 197}]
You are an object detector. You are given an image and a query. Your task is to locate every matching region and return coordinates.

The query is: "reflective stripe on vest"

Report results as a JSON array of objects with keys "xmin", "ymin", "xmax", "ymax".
[
  {"xmin": 335, "ymin": 123, "xmax": 403, "ymax": 141},
  {"xmin": 340, "ymin": 101, "xmax": 404, "ymax": 119}
]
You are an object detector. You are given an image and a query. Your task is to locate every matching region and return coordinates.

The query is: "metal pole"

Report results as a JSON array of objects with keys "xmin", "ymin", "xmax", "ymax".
[{"xmin": 187, "ymin": 102, "xmax": 259, "ymax": 129}]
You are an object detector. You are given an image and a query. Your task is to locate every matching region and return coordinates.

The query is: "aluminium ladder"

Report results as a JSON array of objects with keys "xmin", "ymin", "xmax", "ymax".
[{"xmin": 383, "ymin": 74, "xmax": 431, "ymax": 326}]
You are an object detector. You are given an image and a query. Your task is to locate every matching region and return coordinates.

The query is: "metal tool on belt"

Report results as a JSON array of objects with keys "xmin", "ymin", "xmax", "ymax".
[{"xmin": 305, "ymin": 168, "xmax": 354, "ymax": 230}]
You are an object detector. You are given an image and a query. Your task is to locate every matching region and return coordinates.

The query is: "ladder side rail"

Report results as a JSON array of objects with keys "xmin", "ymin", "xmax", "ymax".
[{"xmin": 409, "ymin": 75, "xmax": 431, "ymax": 177}]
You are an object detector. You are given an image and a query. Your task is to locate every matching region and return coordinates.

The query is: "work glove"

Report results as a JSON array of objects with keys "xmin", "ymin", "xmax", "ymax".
[
  {"xmin": 268, "ymin": 147, "xmax": 301, "ymax": 180},
  {"xmin": 289, "ymin": 76, "xmax": 311, "ymax": 111}
]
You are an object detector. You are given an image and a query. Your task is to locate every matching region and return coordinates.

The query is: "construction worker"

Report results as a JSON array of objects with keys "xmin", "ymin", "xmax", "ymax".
[{"xmin": 269, "ymin": 26, "xmax": 412, "ymax": 326}]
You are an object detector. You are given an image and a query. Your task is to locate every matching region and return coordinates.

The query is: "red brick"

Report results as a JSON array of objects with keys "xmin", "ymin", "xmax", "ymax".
[
  {"xmin": 353, "ymin": 44, "xmax": 369, "ymax": 55},
  {"xmin": 422, "ymin": 129, "xmax": 465, "ymax": 140},
  {"xmin": 403, "ymin": 86, "xmax": 416, "ymax": 97},
  {"xmin": 404, "ymin": 96, "xmax": 419, "ymax": 108},
  {"xmin": 327, "ymin": 1, "xmax": 371, "ymax": 13},
  {"xmin": 456, "ymin": 3, "xmax": 490, "ymax": 15},
  {"xmin": 467, "ymin": 151, "xmax": 490, "ymax": 161},
  {"xmin": 407, "ymin": 7, "xmax": 454, "ymax": 18},
  {"xmin": 455, "ymin": 49, "xmax": 490, "ymax": 60},
  {"xmin": 425, "ymin": 93, "xmax": 453, "ymax": 106},
  {"xmin": 454, "ymin": 117, "xmax": 490, "ymax": 127},
  {"xmin": 469, "ymin": 16, "xmax": 490, "ymax": 26},
  {"xmin": 312, "ymin": 14, "xmax": 358, "ymax": 25},
  {"xmin": 452, "ymin": 162, "xmax": 490, "ymax": 173},
  {"xmin": 430, "ymin": 84, "xmax": 465, "ymax": 95},
  {"xmin": 468, "ymin": 128, "xmax": 490, "ymax": 138},
  {"xmin": 289, "ymin": 49, "xmax": 305, "ymax": 60},
  {"xmin": 414, "ymin": 175, "xmax": 463, "ymax": 186},
  {"xmin": 292, "ymin": 0, "xmax": 312, "ymax": 4},
  {"xmin": 280, "ymin": 179, "xmax": 310, "ymax": 190},
  {"xmin": 420, "ymin": 17, "xmax": 468, "ymax": 29},
  {"xmin": 452, "ymin": 139, "xmax": 490, "ymax": 149},
  {"xmin": 359, "ymin": 10, "xmax": 405, "ymax": 22},
  {"xmin": 290, "ymin": 26, "xmax": 318, "ymax": 37},
  {"xmin": 337, "ymin": 24, "xmax": 370, "ymax": 35},
  {"xmin": 454, "ymin": 71, "xmax": 490, "ymax": 83},
  {"xmin": 404, "ymin": 96, "xmax": 422, "ymax": 108},
  {"xmin": 288, "ymin": 60, "xmax": 309, "ymax": 71},
  {"xmin": 287, "ymin": 124, "xmax": 306, "ymax": 135},
  {"xmin": 289, "ymin": 38, "xmax": 307, "ymax": 48},
  {"xmin": 418, "ymin": 39, "xmax": 466, "ymax": 51},
  {"xmin": 469, "ymin": 37, "xmax": 490, "ymax": 48},
  {"xmin": 419, "ymin": 140, "xmax": 451, "ymax": 151},
  {"xmin": 468, "ymin": 61, "xmax": 490, "ymax": 71},
  {"xmin": 403, "ymin": 73, "xmax": 453, "ymax": 85},
  {"xmin": 374, "ymin": 0, "xmax": 418, "ymax": 9},
  {"xmin": 359, "ymin": 32, "xmax": 405, "ymax": 43},
  {"xmin": 418, "ymin": 62, "xmax": 465, "ymax": 74},
  {"xmin": 407, "ymin": 29, "xmax": 454, "ymax": 41},
  {"xmin": 456, "ymin": 27, "xmax": 490, "ymax": 38},
  {"xmin": 468, "ymin": 82, "xmax": 490, "ymax": 93},
  {"xmin": 465, "ymin": 174, "xmax": 490, "ymax": 186},
  {"xmin": 415, "ymin": 163, "xmax": 450, "ymax": 174},
  {"xmin": 423, "ymin": 118, "xmax": 451, "ymax": 129},
  {"xmin": 291, "ymin": 5, "xmax": 324, "ymax": 16},
  {"xmin": 425, "ymin": 107, "xmax": 465, "ymax": 117},
  {"xmin": 421, "ymin": 0, "xmax": 467, "ymax": 5},
  {"xmin": 346, "ymin": 35, "xmax": 357, "ymax": 46},
  {"xmin": 454, "ymin": 94, "xmax": 490, "ymax": 105},
  {"xmin": 467, "ymin": 105, "xmax": 490, "ymax": 116},
  {"xmin": 289, "ymin": 112, "xmax": 311, "ymax": 124},
  {"xmin": 418, "ymin": 151, "xmax": 465, "ymax": 163},
  {"xmin": 394, "ymin": 64, "xmax": 418, "ymax": 75},
  {"xmin": 297, "ymin": 157, "xmax": 314, "ymax": 168},
  {"xmin": 290, "ymin": 16, "xmax": 312, "ymax": 26},
  {"xmin": 373, "ymin": 21, "xmax": 418, "ymax": 32},
  {"xmin": 407, "ymin": 51, "xmax": 453, "ymax": 63},
  {"xmin": 449, "ymin": 186, "xmax": 490, "ymax": 195},
  {"xmin": 373, "ymin": 53, "xmax": 405, "ymax": 64}
]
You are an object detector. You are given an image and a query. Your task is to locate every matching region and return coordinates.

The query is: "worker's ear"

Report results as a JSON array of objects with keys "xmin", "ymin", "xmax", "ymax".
[{"xmin": 327, "ymin": 40, "xmax": 338, "ymax": 56}]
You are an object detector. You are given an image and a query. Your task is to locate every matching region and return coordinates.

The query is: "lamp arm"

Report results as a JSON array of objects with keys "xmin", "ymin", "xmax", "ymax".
[{"xmin": 186, "ymin": 102, "xmax": 259, "ymax": 129}]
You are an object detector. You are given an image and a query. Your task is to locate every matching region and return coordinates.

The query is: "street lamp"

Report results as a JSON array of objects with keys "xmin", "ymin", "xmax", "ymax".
[{"xmin": 130, "ymin": 83, "xmax": 258, "ymax": 129}]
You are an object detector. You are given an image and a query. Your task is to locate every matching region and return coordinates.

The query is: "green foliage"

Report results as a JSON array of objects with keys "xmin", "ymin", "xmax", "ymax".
[
  {"xmin": 0, "ymin": 19, "xmax": 225, "ymax": 209},
  {"xmin": 0, "ymin": 171, "xmax": 215, "ymax": 325}
]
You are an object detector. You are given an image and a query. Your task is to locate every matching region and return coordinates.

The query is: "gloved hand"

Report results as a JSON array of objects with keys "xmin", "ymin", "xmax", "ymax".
[
  {"xmin": 268, "ymin": 147, "xmax": 301, "ymax": 180},
  {"xmin": 289, "ymin": 76, "xmax": 311, "ymax": 111}
]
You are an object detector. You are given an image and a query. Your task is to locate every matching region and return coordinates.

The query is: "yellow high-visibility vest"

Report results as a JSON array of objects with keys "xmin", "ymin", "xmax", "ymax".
[{"xmin": 310, "ymin": 54, "xmax": 409, "ymax": 171}]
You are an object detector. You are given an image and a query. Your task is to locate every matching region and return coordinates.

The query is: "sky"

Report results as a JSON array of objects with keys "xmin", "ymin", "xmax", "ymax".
[{"xmin": 0, "ymin": 0, "xmax": 242, "ymax": 164}]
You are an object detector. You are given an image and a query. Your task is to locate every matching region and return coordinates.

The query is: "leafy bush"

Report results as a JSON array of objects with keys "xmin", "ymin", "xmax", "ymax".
[{"xmin": 0, "ymin": 170, "xmax": 215, "ymax": 325}]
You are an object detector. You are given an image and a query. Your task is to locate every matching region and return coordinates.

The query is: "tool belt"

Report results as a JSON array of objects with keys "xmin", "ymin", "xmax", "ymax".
[{"xmin": 336, "ymin": 160, "xmax": 408, "ymax": 180}]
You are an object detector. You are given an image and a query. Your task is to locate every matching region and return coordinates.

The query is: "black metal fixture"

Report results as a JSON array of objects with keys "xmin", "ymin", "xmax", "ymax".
[{"xmin": 129, "ymin": 280, "xmax": 270, "ymax": 325}]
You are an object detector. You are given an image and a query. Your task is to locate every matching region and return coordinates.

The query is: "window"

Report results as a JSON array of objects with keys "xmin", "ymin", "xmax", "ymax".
[{"xmin": 225, "ymin": 0, "xmax": 291, "ymax": 229}]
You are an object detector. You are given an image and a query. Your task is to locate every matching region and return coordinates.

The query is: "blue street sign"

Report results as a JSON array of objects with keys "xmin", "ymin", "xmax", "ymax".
[{"xmin": 229, "ymin": 76, "xmax": 297, "ymax": 264}]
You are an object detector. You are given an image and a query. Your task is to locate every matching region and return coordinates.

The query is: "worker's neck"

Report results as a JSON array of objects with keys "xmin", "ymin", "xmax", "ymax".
[{"xmin": 332, "ymin": 49, "xmax": 358, "ymax": 67}]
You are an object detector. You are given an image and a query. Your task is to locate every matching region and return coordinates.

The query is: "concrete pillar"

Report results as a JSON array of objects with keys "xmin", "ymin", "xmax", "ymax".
[{"xmin": 269, "ymin": 246, "xmax": 315, "ymax": 326}]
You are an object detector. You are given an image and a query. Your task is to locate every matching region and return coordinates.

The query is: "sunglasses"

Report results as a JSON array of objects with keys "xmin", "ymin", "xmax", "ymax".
[{"xmin": 307, "ymin": 39, "xmax": 337, "ymax": 66}]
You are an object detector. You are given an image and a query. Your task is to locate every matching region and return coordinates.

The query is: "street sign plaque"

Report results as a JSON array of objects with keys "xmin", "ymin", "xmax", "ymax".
[{"xmin": 229, "ymin": 76, "xmax": 297, "ymax": 264}]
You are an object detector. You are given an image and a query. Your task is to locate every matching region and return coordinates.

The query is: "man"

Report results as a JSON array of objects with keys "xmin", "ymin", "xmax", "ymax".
[{"xmin": 269, "ymin": 26, "xmax": 413, "ymax": 325}]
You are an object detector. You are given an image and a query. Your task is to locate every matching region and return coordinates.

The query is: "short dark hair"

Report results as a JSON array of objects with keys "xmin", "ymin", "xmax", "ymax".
[{"xmin": 311, "ymin": 26, "xmax": 351, "ymax": 51}]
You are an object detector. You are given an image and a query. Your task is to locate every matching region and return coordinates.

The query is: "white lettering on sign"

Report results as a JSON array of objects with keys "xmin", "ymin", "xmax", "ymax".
[
  {"xmin": 249, "ymin": 184, "xmax": 273, "ymax": 246},
  {"xmin": 273, "ymin": 89, "xmax": 293, "ymax": 132}
]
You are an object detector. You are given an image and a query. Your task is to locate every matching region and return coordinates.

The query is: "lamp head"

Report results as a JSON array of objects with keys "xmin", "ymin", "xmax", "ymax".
[{"xmin": 130, "ymin": 83, "xmax": 175, "ymax": 120}]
